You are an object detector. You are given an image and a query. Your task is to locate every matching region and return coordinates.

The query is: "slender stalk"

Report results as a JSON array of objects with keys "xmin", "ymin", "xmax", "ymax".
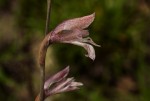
[
  {"xmin": 39, "ymin": 65, "xmax": 45, "ymax": 101},
  {"xmin": 39, "ymin": 0, "xmax": 52, "ymax": 101},
  {"xmin": 45, "ymin": 0, "xmax": 52, "ymax": 35},
  {"xmin": 39, "ymin": 41, "xmax": 47, "ymax": 101}
]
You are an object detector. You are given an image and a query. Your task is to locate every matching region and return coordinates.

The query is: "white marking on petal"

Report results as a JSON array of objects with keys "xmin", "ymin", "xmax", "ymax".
[
  {"xmin": 83, "ymin": 37, "xmax": 101, "ymax": 47},
  {"xmin": 70, "ymin": 82, "xmax": 83, "ymax": 87},
  {"xmin": 64, "ymin": 41, "xmax": 96, "ymax": 60}
]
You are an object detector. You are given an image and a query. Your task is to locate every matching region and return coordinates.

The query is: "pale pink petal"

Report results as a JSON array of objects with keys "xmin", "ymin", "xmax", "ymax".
[
  {"xmin": 58, "ymin": 29, "xmax": 89, "ymax": 41},
  {"xmin": 49, "ymin": 81, "xmax": 83, "ymax": 95},
  {"xmin": 51, "ymin": 77, "xmax": 74, "ymax": 93},
  {"xmin": 52, "ymin": 13, "xmax": 95, "ymax": 34},
  {"xmin": 63, "ymin": 41, "xmax": 96, "ymax": 60},
  {"xmin": 56, "ymin": 85, "xmax": 79, "ymax": 94},
  {"xmin": 44, "ymin": 66, "xmax": 69, "ymax": 89},
  {"xmin": 82, "ymin": 37, "xmax": 101, "ymax": 47},
  {"xmin": 70, "ymin": 82, "xmax": 83, "ymax": 87}
]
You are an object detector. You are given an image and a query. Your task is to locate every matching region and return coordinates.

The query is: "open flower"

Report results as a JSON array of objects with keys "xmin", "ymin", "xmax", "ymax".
[
  {"xmin": 47, "ymin": 13, "xmax": 100, "ymax": 60},
  {"xmin": 35, "ymin": 66, "xmax": 83, "ymax": 101},
  {"xmin": 44, "ymin": 66, "xmax": 83, "ymax": 97}
]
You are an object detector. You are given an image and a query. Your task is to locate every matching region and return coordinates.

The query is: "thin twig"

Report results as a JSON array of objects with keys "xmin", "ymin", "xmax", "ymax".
[{"xmin": 39, "ymin": 0, "xmax": 52, "ymax": 101}]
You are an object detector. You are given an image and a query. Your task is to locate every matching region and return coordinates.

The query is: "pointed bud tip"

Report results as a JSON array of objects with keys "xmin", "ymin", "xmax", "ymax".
[
  {"xmin": 90, "ymin": 12, "xmax": 95, "ymax": 20},
  {"xmin": 93, "ymin": 43, "xmax": 101, "ymax": 47},
  {"xmin": 96, "ymin": 44, "xmax": 101, "ymax": 47},
  {"xmin": 76, "ymin": 82, "xmax": 83, "ymax": 86},
  {"xmin": 92, "ymin": 12, "xmax": 95, "ymax": 17},
  {"xmin": 65, "ymin": 66, "xmax": 70, "ymax": 71},
  {"xmin": 89, "ymin": 12, "xmax": 95, "ymax": 22},
  {"xmin": 61, "ymin": 66, "xmax": 70, "ymax": 76}
]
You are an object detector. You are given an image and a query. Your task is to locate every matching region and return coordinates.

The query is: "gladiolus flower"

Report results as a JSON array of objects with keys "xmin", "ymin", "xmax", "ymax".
[
  {"xmin": 47, "ymin": 13, "xmax": 100, "ymax": 60},
  {"xmin": 44, "ymin": 66, "xmax": 83, "ymax": 97},
  {"xmin": 35, "ymin": 66, "xmax": 83, "ymax": 101}
]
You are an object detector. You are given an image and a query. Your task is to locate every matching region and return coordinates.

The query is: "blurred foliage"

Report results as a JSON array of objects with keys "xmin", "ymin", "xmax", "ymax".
[{"xmin": 0, "ymin": 0, "xmax": 150, "ymax": 101}]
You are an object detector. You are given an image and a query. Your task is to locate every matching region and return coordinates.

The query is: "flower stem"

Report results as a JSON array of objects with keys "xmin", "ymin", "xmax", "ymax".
[
  {"xmin": 39, "ymin": 38, "xmax": 50, "ymax": 101},
  {"xmin": 39, "ymin": 65, "xmax": 45, "ymax": 101},
  {"xmin": 39, "ymin": 0, "xmax": 52, "ymax": 101},
  {"xmin": 45, "ymin": 0, "xmax": 52, "ymax": 35}
]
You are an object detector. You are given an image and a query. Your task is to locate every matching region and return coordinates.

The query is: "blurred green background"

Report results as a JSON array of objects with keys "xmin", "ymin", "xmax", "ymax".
[{"xmin": 0, "ymin": 0, "xmax": 150, "ymax": 101}]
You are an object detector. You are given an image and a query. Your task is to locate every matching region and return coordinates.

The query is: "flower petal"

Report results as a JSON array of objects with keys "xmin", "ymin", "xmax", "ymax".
[
  {"xmin": 44, "ymin": 66, "xmax": 69, "ymax": 89},
  {"xmin": 52, "ymin": 13, "xmax": 95, "ymax": 34},
  {"xmin": 47, "ymin": 79, "xmax": 83, "ymax": 95},
  {"xmin": 51, "ymin": 77, "xmax": 74, "ymax": 93},
  {"xmin": 82, "ymin": 37, "xmax": 101, "ymax": 47},
  {"xmin": 57, "ymin": 83, "xmax": 81, "ymax": 94},
  {"xmin": 70, "ymin": 82, "xmax": 83, "ymax": 87},
  {"xmin": 63, "ymin": 41, "xmax": 96, "ymax": 60},
  {"xmin": 55, "ymin": 29, "xmax": 89, "ymax": 42}
]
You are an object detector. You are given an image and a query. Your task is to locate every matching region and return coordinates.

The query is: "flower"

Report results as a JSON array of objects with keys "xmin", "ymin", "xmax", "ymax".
[
  {"xmin": 48, "ymin": 13, "xmax": 100, "ymax": 60},
  {"xmin": 44, "ymin": 66, "xmax": 83, "ymax": 97},
  {"xmin": 35, "ymin": 66, "xmax": 83, "ymax": 101}
]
